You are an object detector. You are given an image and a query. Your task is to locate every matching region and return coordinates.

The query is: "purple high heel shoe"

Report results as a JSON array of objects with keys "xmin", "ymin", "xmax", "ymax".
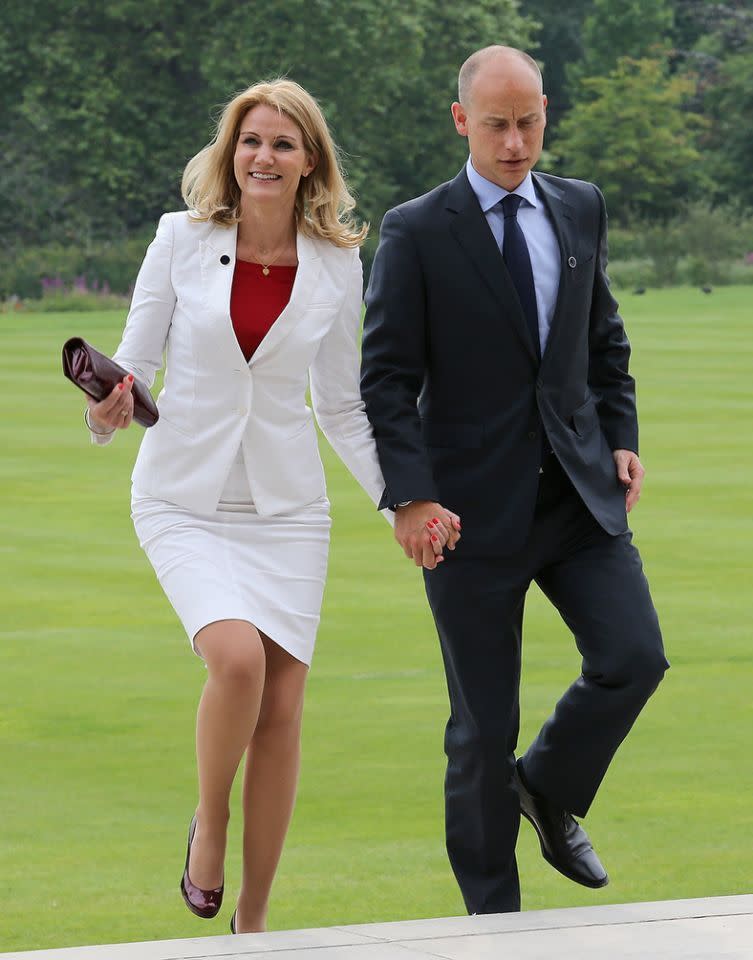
[{"xmin": 180, "ymin": 815, "xmax": 224, "ymax": 919}]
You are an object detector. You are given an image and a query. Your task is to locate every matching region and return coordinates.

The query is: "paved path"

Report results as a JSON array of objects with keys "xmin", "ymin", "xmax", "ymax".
[{"xmin": 3, "ymin": 895, "xmax": 752, "ymax": 959}]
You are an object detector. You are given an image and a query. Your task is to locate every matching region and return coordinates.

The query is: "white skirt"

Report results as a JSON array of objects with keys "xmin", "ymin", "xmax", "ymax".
[{"xmin": 131, "ymin": 448, "xmax": 330, "ymax": 665}]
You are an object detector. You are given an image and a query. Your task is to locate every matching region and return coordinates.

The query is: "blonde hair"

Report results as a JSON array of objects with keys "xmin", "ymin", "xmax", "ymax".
[{"xmin": 182, "ymin": 79, "xmax": 367, "ymax": 247}]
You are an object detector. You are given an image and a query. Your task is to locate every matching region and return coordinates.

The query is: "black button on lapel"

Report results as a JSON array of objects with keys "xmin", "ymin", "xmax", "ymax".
[{"xmin": 220, "ymin": 254, "xmax": 230, "ymax": 265}]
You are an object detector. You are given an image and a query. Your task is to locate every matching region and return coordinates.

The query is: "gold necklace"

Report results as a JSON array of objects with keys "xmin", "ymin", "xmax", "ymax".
[{"xmin": 248, "ymin": 242, "xmax": 290, "ymax": 276}]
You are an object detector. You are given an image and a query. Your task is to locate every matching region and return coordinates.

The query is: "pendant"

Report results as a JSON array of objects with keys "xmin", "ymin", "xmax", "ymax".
[{"xmin": 262, "ymin": 266, "xmax": 270, "ymax": 276}]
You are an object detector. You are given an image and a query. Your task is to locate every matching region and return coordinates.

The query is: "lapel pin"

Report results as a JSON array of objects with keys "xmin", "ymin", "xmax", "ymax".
[
  {"xmin": 220, "ymin": 254, "xmax": 230, "ymax": 265},
  {"xmin": 568, "ymin": 256, "xmax": 577, "ymax": 268}
]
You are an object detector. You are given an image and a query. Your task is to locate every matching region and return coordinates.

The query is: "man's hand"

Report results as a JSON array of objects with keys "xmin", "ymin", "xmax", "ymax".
[
  {"xmin": 613, "ymin": 449, "xmax": 645, "ymax": 513},
  {"xmin": 394, "ymin": 501, "xmax": 461, "ymax": 570}
]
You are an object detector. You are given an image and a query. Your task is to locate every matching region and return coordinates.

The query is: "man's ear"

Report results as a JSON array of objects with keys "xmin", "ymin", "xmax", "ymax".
[{"xmin": 451, "ymin": 102, "xmax": 469, "ymax": 137}]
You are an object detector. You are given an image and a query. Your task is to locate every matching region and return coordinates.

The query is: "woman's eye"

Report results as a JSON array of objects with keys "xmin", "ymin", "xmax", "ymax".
[
  {"xmin": 243, "ymin": 137, "xmax": 259, "ymax": 145},
  {"xmin": 275, "ymin": 141, "xmax": 294, "ymax": 150}
]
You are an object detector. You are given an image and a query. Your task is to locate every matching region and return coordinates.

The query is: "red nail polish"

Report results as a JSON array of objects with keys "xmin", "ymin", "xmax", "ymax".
[
  {"xmin": 117, "ymin": 383, "xmax": 124, "ymax": 390},
  {"xmin": 432, "ymin": 517, "xmax": 440, "ymax": 524},
  {"xmin": 431, "ymin": 534, "xmax": 438, "ymax": 542},
  {"xmin": 127, "ymin": 374, "xmax": 134, "ymax": 382},
  {"xmin": 427, "ymin": 520, "xmax": 435, "ymax": 527}
]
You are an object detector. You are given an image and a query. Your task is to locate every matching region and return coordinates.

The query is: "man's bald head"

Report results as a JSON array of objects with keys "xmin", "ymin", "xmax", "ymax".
[{"xmin": 458, "ymin": 46, "xmax": 542, "ymax": 107}]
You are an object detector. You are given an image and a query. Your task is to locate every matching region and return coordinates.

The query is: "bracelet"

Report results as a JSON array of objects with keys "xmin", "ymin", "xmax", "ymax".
[{"xmin": 84, "ymin": 407, "xmax": 115, "ymax": 436}]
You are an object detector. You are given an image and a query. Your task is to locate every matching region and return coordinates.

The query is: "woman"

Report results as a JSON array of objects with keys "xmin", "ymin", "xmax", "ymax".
[{"xmin": 84, "ymin": 79, "xmax": 459, "ymax": 934}]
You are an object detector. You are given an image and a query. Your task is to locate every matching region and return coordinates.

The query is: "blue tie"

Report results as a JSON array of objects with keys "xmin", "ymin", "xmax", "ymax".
[{"xmin": 501, "ymin": 194, "xmax": 540, "ymax": 361}]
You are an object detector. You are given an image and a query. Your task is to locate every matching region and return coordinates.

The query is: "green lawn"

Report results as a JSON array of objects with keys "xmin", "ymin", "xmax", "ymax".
[{"xmin": 1, "ymin": 286, "xmax": 751, "ymax": 951}]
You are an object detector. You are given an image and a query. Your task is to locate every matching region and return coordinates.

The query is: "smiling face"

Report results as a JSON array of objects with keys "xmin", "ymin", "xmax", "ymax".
[
  {"xmin": 451, "ymin": 55, "xmax": 547, "ymax": 192},
  {"xmin": 233, "ymin": 104, "xmax": 316, "ymax": 213}
]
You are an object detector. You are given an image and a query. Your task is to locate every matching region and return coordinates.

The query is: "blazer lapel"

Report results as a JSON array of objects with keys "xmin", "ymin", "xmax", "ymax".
[
  {"xmin": 446, "ymin": 170, "xmax": 539, "ymax": 365},
  {"xmin": 532, "ymin": 173, "xmax": 578, "ymax": 368},
  {"xmin": 249, "ymin": 232, "xmax": 321, "ymax": 366},
  {"xmin": 200, "ymin": 221, "xmax": 245, "ymax": 363}
]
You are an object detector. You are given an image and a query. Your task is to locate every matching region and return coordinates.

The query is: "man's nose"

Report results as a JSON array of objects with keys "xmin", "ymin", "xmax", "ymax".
[{"xmin": 502, "ymin": 127, "xmax": 524, "ymax": 152}]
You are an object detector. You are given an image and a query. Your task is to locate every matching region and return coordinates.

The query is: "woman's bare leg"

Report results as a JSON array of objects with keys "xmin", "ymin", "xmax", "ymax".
[
  {"xmin": 188, "ymin": 619, "xmax": 266, "ymax": 890},
  {"xmin": 234, "ymin": 634, "xmax": 308, "ymax": 932}
]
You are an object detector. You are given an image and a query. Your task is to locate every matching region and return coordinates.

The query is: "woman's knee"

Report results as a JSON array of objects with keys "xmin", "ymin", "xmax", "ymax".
[{"xmin": 197, "ymin": 620, "xmax": 266, "ymax": 688}]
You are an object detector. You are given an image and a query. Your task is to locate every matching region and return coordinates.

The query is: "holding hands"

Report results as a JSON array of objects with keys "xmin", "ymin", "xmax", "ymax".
[
  {"xmin": 86, "ymin": 374, "xmax": 135, "ymax": 434},
  {"xmin": 394, "ymin": 501, "xmax": 461, "ymax": 570}
]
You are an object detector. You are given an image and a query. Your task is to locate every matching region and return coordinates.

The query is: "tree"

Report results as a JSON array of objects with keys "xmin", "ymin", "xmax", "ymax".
[
  {"xmin": 568, "ymin": 0, "xmax": 674, "ymax": 91},
  {"xmin": 702, "ymin": 43, "xmax": 753, "ymax": 209},
  {"xmin": 555, "ymin": 56, "xmax": 706, "ymax": 223},
  {"xmin": 525, "ymin": 0, "xmax": 593, "ymax": 131},
  {"xmin": 0, "ymin": 0, "xmax": 536, "ymax": 259}
]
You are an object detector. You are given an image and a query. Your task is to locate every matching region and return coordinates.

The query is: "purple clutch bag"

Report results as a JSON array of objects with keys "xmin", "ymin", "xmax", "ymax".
[{"xmin": 62, "ymin": 337, "xmax": 159, "ymax": 427}]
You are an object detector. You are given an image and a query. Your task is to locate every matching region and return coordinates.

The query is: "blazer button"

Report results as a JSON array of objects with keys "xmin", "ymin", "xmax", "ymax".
[
  {"xmin": 220, "ymin": 254, "xmax": 230, "ymax": 265},
  {"xmin": 528, "ymin": 430, "xmax": 537, "ymax": 439}
]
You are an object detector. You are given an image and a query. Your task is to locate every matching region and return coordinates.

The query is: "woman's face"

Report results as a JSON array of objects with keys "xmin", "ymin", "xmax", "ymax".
[{"xmin": 233, "ymin": 104, "xmax": 316, "ymax": 212}]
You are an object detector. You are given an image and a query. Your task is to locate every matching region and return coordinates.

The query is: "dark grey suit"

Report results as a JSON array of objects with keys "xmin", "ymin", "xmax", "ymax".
[{"xmin": 361, "ymin": 168, "xmax": 668, "ymax": 913}]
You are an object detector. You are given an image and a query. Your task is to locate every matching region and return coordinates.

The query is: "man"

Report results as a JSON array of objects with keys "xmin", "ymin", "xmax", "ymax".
[{"xmin": 360, "ymin": 45, "xmax": 668, "ymax": 914}]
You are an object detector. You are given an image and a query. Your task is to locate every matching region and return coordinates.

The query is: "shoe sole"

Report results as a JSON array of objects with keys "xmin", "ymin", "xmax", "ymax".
[{"xmin": 520, "ymin": 808, "xmax": 609, "ymax": 889}]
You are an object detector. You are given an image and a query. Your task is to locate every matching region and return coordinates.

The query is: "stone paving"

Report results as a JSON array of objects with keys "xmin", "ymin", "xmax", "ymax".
[{"xmin": 2, "ymin": 895, "xmax": 752, "ymax": 959}]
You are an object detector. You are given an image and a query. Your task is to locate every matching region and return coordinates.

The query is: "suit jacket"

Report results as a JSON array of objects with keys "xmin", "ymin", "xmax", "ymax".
[
  {"xmin": 361, "ymin": 168, "xmax": 637, "ymax": 555},
  {"xmin": 99, "ymin": 211, "xmax": 386, "ymax": 517}
]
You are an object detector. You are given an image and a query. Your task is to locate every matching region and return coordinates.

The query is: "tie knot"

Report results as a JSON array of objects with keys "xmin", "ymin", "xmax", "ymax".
[{"xmin": 501, "ymin": 193, "xmax": 523, "ymax": 219}]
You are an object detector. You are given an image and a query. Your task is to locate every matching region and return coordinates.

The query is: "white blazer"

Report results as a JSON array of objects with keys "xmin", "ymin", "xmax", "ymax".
[{"xmin": 96, "ymin": 211, "xmax": 388, "ymax": 519}]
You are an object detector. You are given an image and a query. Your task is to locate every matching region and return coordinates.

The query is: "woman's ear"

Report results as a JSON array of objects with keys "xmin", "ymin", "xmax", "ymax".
[{"xmin": 304, "ymin": 151, "xmax": 319, "ymax": 178}]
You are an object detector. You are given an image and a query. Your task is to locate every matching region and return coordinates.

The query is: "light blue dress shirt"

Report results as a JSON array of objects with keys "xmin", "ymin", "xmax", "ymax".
[{"xmin": 465, "ymin": 157, "xmax": 561, "ymax": 354}]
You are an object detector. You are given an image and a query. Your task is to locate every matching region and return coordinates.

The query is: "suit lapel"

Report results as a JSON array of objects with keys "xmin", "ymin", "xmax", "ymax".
[
  {"xmin": 446, "ymin": 170, "xmax": 539, "ymax": 365},
  {"xmin": 532, "ymin": 173, "xmax": 578, "ymax": 368}
]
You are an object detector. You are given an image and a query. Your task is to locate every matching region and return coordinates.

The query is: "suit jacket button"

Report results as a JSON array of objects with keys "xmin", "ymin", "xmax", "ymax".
[
  {"xmin": 528, "ymin": 430, "xmax": 537, "ymax": 439},
  {"xmin": 220, "ymin": 254, "xmax": 231, "ymax": 265}
]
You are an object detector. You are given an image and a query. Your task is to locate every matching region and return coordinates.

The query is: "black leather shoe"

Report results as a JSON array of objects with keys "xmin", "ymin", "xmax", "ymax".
[{"xmin": 513, "ymin": 762, "xmax": 608, "ymax": 889}]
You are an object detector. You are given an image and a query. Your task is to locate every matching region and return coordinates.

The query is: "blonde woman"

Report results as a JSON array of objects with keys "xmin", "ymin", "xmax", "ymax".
[{"xmin": 84, "ymin": 79, "xmax": 459, "ymax": 933}]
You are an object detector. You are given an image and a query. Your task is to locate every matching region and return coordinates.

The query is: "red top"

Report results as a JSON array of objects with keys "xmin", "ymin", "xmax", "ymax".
[{"xmin": 230, "ymin": 259, "xmax": 297, "ymax": 361}]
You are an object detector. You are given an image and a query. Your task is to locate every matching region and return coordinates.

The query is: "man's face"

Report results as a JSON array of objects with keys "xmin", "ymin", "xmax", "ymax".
[{"xmin": 451, "ymin": 59, "xmax": 547, "ymax": 192}]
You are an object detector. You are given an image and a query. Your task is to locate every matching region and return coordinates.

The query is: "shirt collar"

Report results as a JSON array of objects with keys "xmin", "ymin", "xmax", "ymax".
[{"xmin": 465, "ymin": 156, "xmax": 537, "ymax": 213}]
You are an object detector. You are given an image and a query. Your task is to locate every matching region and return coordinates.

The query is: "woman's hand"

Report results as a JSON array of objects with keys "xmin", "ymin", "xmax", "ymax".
[
  {"xmin": 87, "ymin": 374, "xmax": 135, "ymax": 432},
  {"xmin": 394, "ymin": 501, "xmax": 461, "ymax": 570}
]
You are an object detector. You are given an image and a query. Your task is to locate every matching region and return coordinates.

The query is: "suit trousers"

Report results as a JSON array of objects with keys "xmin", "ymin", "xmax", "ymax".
[{"xmin": 423, "ymin": 456, "xmax": 668, "ymax": 914}]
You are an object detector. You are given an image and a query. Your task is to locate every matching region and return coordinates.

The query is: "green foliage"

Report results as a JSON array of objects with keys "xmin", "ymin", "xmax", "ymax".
[
  {"xmin": 1, "ymin": 0, "xmax": 534, "ymax": 256},
  {"xmin": 555, "ymin": 57, "xmax": 707, "ymax": 222},
  {"xmin": 574, "ymin": 0, "xmax": 674, "ymax": 82},
  {"xmin": 523, "ymin": 0, "xmax": 591, "ymax": 131},
  {"xmin": 0, "ymin": 229, "xmax": 154, "ymax": 299},
  {"xmin": 606, "ymin": 202, "xmax": 753, "ymax": 287},
  {"xmin": 701, "ymin": 43, "xmax": 753, "ymax": 209},
  {"xmin": 3, "ymin": 291, "xmax": 130, "ymax": 313}
]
